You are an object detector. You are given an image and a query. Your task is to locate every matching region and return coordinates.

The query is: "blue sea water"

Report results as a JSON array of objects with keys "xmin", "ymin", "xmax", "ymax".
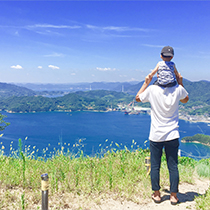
[{"xmin": 1, "ymin": 111, "xmax": 210, "ymax": 159}]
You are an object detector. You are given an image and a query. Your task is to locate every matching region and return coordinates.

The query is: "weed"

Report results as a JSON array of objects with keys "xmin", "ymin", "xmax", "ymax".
[{"xmin": 21, "ymin": 193, "xmax": 25, "ymax": 210}]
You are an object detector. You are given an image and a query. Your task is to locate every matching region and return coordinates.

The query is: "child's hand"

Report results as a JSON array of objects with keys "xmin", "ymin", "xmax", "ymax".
[{"xmin": 145, "ymin": 73, "xmax": 153, "ymax": 84}]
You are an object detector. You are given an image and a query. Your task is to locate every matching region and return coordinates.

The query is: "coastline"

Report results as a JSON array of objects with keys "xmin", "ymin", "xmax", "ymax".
[
  {"xmin": 179, "ymin": 115, "xmax": 210, "ymax": 124},
  {"xmin": 181, "ymin": 140, "xmax": 210, "ymax": 147},
  {"xmin": 4, "ymin": 109, "xmax": 210, "ymax": 124}
]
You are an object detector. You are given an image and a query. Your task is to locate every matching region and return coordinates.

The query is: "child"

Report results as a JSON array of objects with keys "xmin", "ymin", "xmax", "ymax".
[{"xmin": 150, "ymin": 46, "xmax": 179, "ymax": 87}]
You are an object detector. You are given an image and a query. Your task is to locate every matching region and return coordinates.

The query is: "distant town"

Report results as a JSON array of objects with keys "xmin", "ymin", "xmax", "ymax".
[{"xmin": 119, "ymin": 103, "xmax": 210, "ymax": 124}]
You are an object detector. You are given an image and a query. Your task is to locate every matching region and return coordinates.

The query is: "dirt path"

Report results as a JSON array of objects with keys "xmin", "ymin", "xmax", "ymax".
[
  {"xmin": 83, "ymin": 178, "xmax": 209, "ymax": 210},
  {"xmin": 1, "ymin": 177, "xmax": 209, "ymax": 209}
]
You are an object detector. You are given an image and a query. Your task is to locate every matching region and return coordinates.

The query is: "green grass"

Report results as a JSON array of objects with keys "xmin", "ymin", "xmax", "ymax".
[
  {"xmin": 0, "ymin": 138, "xmax": 209, "ymax": 209},
  {"xmin": 195, "ymin": 188, "xmax": 210, "ymax": 210},
  {"xmin": 194, "ymin": 159, "xmax": 210, "ymax": 210}
]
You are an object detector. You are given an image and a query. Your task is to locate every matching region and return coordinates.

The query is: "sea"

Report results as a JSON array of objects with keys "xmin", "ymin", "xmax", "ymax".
[{"xmin": 1, "ymin": 111, "xmax": 210, "ymax": 160}]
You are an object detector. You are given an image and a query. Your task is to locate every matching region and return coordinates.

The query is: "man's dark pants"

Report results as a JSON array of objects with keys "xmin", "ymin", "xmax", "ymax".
[{"xmin": 149, "ymin": 138, "xmax": 179, "ymax": 193}]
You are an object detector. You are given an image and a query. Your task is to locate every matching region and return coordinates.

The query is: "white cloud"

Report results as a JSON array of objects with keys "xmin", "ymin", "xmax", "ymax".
[
  {"xmin": 15, "ymin": 31, "xmax": 19, "ymax": 36},
  {"xmin": 44, "ymin": 53, "xmax": 64, "ymax": 57},
  {"xmin": 119, "ymin": 75, "xmax": 128, "ymax": 78},
  {"xmin": 96, "ymin": 67, "xmax": 116, "ymax": 71},
  {"xmin": 25, "ymin": 24, "xmax": 81, "ymax": 36},
  {"xmin": 28, "ymin": 23, "xmax": 149, "ymax": 33},
  {"xmin": 142, "ymin": 44, "xmax": 164, "ymax": 48},
  {"xmin": 86, "ymin": 24, "xmax": 150, "ymax": 32},
  {"xmin": 27, "ymin": 24, "xmax": 81, "ymax": 29},
  {"xmin": 86, "ymin": 25, "xmax": 98, "ymax": 30},
  {"xmin": 103, "ymin": 26, "xmax": 149, "ymax": 32},
  {"xmin": 35, "ymin": 30, "xmax": 63, "ymax": 36},
  {"xmin": 48, "ymin": 65, "xmax": 60, "ymax": 70},
  {"xmin": 38, "ymin": 66, "xmax": 43, "ymax": 69},
  {"xmin": 11, "ymin": 65, "xmax": 23, "ymax": 69},
  {"xmin": 71, "ymin": 73, "xmax": 76, "ymax": 76},
  {"xmin": 129, "ymin": 78, "xmax": 137, "ymax": 81}
]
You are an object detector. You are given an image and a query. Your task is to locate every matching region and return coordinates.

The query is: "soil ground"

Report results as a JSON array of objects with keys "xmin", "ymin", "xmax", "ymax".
[
  {"xmin": 1, "ymin": 177, "xmax": 209, "ymax": 209},
  {"xmin": 47, "ymin": 177, "xmax": 209, "ymax": 210}
]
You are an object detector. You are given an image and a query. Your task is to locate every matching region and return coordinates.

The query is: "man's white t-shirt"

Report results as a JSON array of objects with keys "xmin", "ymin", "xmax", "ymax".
[{"xmin": 139, "ymin": 85, "xmax": 188, "ymax": 142}]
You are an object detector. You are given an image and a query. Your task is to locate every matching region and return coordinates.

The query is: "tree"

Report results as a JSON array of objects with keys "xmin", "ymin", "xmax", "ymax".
[{"xmin": 0, "ymin": 113, "xmax": 10, "ymax": 131}]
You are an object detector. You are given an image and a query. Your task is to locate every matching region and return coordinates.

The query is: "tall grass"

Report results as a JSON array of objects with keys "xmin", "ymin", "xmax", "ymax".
[
  {"xmin": 194, "ymin": 159, "xmax": 210, "ymax": 210},
  {"xmin": 0, "ymin": 138, "xmax": 209, "ymax": 209}
]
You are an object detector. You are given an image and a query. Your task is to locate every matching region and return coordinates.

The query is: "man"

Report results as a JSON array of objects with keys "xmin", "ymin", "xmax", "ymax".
[{"xmin": 135, "ymin": 73, "xmax": 189, "ymax": 205}]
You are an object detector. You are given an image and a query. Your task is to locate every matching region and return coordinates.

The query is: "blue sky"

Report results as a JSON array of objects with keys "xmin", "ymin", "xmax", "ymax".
[{"xmin": 0, "ymin": 1, "xmax": 209, "ymax": 84}]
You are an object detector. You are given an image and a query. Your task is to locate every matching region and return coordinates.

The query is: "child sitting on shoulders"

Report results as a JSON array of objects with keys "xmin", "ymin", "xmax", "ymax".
[{"xmin": 150, "ymin": 46, "xmax": 179, "ymax": 87}]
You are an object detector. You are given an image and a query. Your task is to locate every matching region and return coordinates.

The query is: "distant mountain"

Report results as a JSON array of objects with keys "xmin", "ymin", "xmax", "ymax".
[
  {"xmin": 14, "ymin": 83, "xmax": 89, "ymax": 91},
  {"xmin": 129, "ymin": 79, "xmax": 210, "ymax": 111},
  {"xmin": 0, "ymin": 82, "xmax": 36, "ymax": 98},
  {"xmin": 15, "ymin": 81, "xmax": 140, "ymax": 92},
  {"xmin": 126, "ymin": 79, "xmax": 210, "ymax": 100},
  {"xmin": 182, "ymin": 80, "xmax": 210, "ymax": 105},
  {"xmin": 1, "ymin": 79, "xmax": 210, "ymax": 116},
  {"xmin": 6, "ymin": 79, "xmax": 210, "ymax": 103},
  {"xmin": 179, "ymin": 80, "xmax": 210, "ymax": 116}
]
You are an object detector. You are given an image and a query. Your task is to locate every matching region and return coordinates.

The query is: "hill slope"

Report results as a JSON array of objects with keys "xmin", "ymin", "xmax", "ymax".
[
  {"xmin": 0, "ymin": 90, "xmax": 134, "ymax": 113},
  {"xmin": 0, "ymin": 82, "xmax": 36, "ymax": 98},
  {"xmin": 127, "ymin": 79, "xmax": 210, "ymax": 116}
]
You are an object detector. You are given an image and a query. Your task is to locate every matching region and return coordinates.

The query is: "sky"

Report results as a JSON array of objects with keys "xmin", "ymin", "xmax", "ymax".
[{"xmin": 0, "ymin": 1, "xmax": 209, "ymax": 84}]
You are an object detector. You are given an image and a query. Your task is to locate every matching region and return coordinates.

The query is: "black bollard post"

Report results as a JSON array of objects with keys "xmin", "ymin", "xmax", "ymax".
[
  {"xmin": 41, "ymin": 173, "xmax": 49, "ymax": 210},
  {"xmin": 145, "ymin": 156, "xmax": 151, "ymax": 176}
]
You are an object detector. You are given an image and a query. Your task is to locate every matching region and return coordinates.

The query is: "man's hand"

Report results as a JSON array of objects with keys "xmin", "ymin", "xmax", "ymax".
[
  {"xmin": 177, "ymin": 73, "xmax": 183, "ymax": 86},
  {"xmin": 177, "ymin": 73, "xmax": 189, "ymax": 103},
  {"xmin": 135, "ymin": 73, "xmax": 153, "ymax": 102}
]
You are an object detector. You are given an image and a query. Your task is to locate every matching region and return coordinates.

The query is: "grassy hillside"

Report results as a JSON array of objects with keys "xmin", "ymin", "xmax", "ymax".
[
  {"xmin": 128, "ymin": 79, "xmax": 210, "ymax": 116},
  {"xmin": 0, "ymin": 90, "xmax": 134, "ymax": 113},
  {"xmin": 0, "ymin": 82, "xmax": 36, "ymax": 98},
  {"xmin": 0, "ymin": 139, "xmax": 209, "ymax": 209},
  {"xmin": 126, "ymin": 79, "xmax": 210, "ymax": 104}
]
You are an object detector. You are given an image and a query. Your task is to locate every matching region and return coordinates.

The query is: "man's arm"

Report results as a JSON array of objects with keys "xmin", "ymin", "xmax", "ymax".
[
  {"xmin": 180, "ymin": 96, "xmax": 189, "ymax": 103},
  {"xmin": 135, "ymin": 74, "xmax": 153, "ymax": 102},
  {"xmin": 177, "ymin": 73, "xmax": 189, "ymax": 103}
]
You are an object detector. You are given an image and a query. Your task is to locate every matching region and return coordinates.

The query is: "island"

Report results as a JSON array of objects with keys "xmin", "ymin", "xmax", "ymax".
[{"xmin": 181, "ymin": 134, "xmax": 210, "ymax": 147}]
